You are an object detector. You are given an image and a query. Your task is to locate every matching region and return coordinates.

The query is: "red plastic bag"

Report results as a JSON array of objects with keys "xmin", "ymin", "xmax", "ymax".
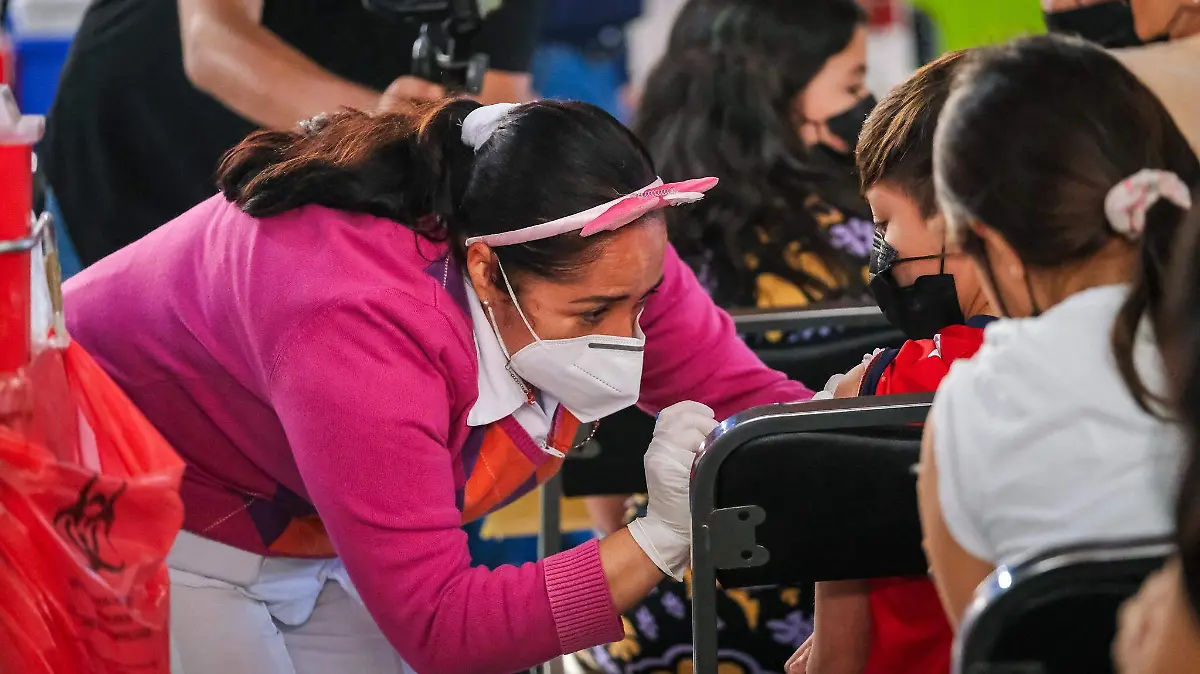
[{"xmin": 0, "ymin": 340, "xmax": 184, "ymax": 674}]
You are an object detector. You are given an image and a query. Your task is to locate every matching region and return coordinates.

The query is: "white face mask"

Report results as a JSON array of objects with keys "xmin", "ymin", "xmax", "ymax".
[{"xmin": 484, "ymin": 261, "xmax": 645, "ymax": 424}]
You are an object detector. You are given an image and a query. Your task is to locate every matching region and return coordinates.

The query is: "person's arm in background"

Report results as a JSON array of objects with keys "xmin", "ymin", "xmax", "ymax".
[
  {"xmin": 179, "ymin": 0, "xmax": 543, "ymax": 130},
  {"xmin": 639, "ymin": 246, "xmax": 814, "ymax": 419},
  {"xmin": 468, "ymin": 0, "xmax": 546, "ymax": 104},
  {"xmin": 180, "ymin": 0, "xmax": 393, "ymax": 128}
]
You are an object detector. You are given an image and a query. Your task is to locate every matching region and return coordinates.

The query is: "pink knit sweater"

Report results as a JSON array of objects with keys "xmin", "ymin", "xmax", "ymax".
[{"xmin": 63, "ymin": 196, "xmax": 811, "ymax": 673}]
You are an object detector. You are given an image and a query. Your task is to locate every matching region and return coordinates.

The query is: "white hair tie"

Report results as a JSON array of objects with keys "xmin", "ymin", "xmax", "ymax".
[
  {"xmin": 1104, "ymin": 168, "xmax": 1193, "ymax": 241},
  {"xmin": 461, "ymin": 103, "xmax": 519, "ymax": 153}
]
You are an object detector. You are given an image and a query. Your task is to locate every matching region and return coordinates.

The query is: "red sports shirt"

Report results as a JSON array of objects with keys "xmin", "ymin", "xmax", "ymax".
[{"xmin": 859, "ymin": 317, "xmax": 995, "ymax": 674}]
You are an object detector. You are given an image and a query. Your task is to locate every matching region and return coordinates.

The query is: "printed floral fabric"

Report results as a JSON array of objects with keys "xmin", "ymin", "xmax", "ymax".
[
  {"xmin": 690, "ymin": 192, "xmax": 875, "ymax": 347},
  {"xmin": 581, "ymin": 498, "xmax": 814, "ymax": 674}
]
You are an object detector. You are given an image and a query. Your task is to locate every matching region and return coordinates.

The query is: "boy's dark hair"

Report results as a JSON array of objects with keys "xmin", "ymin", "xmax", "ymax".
[{"xmin": 855, "ymin": 50, "xmax": 968, "ymax": 216}]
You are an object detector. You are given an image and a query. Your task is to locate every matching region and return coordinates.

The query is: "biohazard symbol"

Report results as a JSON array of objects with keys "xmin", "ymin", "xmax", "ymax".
[{"xmin": 54, "ymin": 475, "xmax": 127, "ymax": 573}]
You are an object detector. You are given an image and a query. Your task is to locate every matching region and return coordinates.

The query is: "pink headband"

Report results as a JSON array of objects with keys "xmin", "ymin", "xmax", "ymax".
[{"xmin": 463, "ymin": 176, "xmax": 720, "ymax": 248}]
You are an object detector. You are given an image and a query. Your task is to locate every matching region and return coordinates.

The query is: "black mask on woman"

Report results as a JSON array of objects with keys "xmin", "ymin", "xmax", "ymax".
[
  {"xmin": 824, "ymin": 94, "xmax": 878, "ymax": 157},
  {"xmin": 868, "ymin": 229, "xmax": 965, "ymax": 340},
  {"xmin": 1044, "ymin": 1, "xmax": 1168, "ymax": 48}
]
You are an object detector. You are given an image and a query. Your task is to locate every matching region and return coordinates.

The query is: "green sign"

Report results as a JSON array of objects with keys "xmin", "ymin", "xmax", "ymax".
[{"xmin": 912, "ymin": 0, "xmax": 1047, "ymax": 52}]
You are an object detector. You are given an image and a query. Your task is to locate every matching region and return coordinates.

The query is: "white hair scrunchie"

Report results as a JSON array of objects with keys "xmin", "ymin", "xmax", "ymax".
[
  {"xmin": 1104, "ymin": 168, "xmax": 1193, "ymax": 241},
  {"xmin": 461, "ymin": 103, "xmax": 519, "ymax": 153}
]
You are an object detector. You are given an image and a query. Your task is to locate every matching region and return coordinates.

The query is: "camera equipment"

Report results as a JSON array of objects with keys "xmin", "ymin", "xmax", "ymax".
[{"xmin": 361, "ymin": 0, "xmax": 503, "ymax": 94}]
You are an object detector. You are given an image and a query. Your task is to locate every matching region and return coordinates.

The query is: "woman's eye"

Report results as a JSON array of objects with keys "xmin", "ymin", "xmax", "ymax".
[{"xmin": 581, "ymin": 307, "xmax": 609, "ymax": 324}]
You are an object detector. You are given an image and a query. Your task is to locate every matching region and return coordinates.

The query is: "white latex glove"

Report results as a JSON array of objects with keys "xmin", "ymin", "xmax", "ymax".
[{"xmin": 628, "ymin": 401, "xmax": 718, "ymax": 580}]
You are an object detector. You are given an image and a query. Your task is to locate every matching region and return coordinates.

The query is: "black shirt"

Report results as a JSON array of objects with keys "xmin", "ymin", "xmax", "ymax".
[{"xmin": 41, "ymin": 0, "xmax": 545, "ymax": 266}]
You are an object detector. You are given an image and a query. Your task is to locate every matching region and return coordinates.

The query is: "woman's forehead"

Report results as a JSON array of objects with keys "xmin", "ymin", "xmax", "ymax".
[{"xmin": 536, "ymin": 221, "xmax": 667, "ymax": 295}]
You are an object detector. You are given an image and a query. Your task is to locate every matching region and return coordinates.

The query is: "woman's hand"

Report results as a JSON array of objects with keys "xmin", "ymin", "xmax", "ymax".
[{"xmin": 628, "ymin": 401, "xmax": 718, "ymax": 580}]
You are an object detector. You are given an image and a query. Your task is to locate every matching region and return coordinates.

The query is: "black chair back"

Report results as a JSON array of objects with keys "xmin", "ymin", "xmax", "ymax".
[
  {"xmin": 955, "ymin": 539, "xmax": 1172, "ymax": 674},
  {"xmin": 713, "ymin": 426, "xmax": 928, "ymax": 589},
  {"xmin": 689, "ymin": 395, "xmax": 933, "ymax": 674}
]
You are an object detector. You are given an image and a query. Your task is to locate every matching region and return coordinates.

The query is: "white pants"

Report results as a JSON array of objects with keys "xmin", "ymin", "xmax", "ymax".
[{"xmin": 168, "ymin": 532, "xmax": 414, "ymax": 674}]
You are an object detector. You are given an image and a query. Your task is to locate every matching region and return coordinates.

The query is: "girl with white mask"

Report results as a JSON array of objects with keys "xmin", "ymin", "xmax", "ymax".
[{"xmin": 62, "ymin": 98, "xmax": 814, "ymax": 674}]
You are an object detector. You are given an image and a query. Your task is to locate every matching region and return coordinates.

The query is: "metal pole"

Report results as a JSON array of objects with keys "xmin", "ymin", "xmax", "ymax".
[
  {"xmin": 534, "ymin": 474, "xmax": 565, "ymax": 674},
  {"xmin": 538, "ymin": 472, "xmax": 564, "ymax": 559},
  {"xmin": 0, "ymin": 85, "xmax": 41, "ymax": 373}
]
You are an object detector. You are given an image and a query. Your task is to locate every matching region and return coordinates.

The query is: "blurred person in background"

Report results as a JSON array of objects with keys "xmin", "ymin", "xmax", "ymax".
[
  {"xmin": 1113, "ymin": 189, "xmax": 1200, "ymax": 674},
  {"xmin": 40, "ymin": 0, "xmax": 546, "ymax": 279},
  {"xmin": 578, "ymin": 2, "xmax": 876, "ymax": 672},
  {"xmin": 531, "ymin": 0, "xmax": 641, "ymax": 121},
  {"xmin": 638, "ymin": 0, "xmax": 876, "ymax": 324},
  {"xmin": 1042, "ymin": 0, "xmax": 1200, "ymax": 153}
]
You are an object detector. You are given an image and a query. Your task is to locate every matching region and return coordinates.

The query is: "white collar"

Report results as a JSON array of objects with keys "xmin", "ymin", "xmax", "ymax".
[{"xmin": 465, "ymin": 279, "xmax": 534, "ymax": 427}]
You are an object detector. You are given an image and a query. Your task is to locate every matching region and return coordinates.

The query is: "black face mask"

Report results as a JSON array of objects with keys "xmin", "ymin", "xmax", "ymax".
[
  {"xmin": 868, "ymin": 229, "xmax": 965, "ymax": 340},
  {"xmin": 1044, "ymin": 1, "xmax": 1168, "ymax": 48},
  {"xmin": 824, "ymin": 94, "xmax": 877, "ymax": 156}
]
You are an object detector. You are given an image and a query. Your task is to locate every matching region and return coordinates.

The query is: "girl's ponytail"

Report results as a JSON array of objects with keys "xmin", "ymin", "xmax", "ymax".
[{"xmin": 1110, "ymin": 169, "xmax": 1198, "ymax": 415}]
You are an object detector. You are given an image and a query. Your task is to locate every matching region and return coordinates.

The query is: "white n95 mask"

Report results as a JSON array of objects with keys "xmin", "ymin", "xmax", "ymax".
[{"xmin": 485, "ymin": 261, "xmax": 645, "ymax": 424}]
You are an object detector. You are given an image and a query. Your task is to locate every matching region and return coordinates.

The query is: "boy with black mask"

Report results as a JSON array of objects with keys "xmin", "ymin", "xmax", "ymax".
[{"xmin": 788, "ymin": 50, "xmax": 994, "ymax": 674}]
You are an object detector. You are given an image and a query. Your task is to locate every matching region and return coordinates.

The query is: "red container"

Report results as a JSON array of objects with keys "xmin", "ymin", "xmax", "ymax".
[{"xmin": 0, "ymin": 84, "xmax": 43, "ymax": 373}]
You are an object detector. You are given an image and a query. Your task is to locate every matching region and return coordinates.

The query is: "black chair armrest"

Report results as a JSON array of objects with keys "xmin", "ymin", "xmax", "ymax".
[{"xmin": 955, "ymin": 538, "xmax": 1173, "ymax": 674}]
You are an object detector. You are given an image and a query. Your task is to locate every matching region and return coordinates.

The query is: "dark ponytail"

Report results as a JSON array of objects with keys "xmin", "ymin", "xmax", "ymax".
[
  {"xmin": 1114, "ymin": 198, "xmax": 1194, "ymax": 414},
  {"xmin": 934, "ymin": 34, "xmax": 1200, "ymax": 414},
  {"xmin": 1161, "ymin": 190, "xmax": 1200, "ymax": 621},
  {"xmin": 217, "ymin": 99, "xmax": 482, "ymax": 241},
  {"xmin": 216, "ymin": 98, "xmax": 658, "ymax": 285}
]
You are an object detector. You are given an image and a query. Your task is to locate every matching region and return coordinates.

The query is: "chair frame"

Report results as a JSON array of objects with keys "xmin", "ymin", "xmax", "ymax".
[
  {"xmin": 953, "ymin": 538, "xmax": 1174, "ymax": 674},
  {"xmin": 689, "ymin": 394, "xmax": 934, "ymax": 674},
  {"xmin": 728, "ymin": 304, "xmax": 886, "ymax": 333}
]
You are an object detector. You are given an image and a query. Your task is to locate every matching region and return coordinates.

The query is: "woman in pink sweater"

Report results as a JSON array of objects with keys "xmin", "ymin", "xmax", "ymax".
[{"xmin": 62, "ymin": 99, "xmax": 811, "ymax": 674}]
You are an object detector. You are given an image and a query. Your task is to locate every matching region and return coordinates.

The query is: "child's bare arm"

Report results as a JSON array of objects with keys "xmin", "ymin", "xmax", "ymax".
[{"xmin": 804, "ymin": 580, "xmax": 872, "ymax": 674}]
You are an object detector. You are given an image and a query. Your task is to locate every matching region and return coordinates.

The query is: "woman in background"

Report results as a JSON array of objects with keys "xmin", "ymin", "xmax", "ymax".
[{"xmin": 637, "ymin": 0, "xmax": 876, "ymax": 322}]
